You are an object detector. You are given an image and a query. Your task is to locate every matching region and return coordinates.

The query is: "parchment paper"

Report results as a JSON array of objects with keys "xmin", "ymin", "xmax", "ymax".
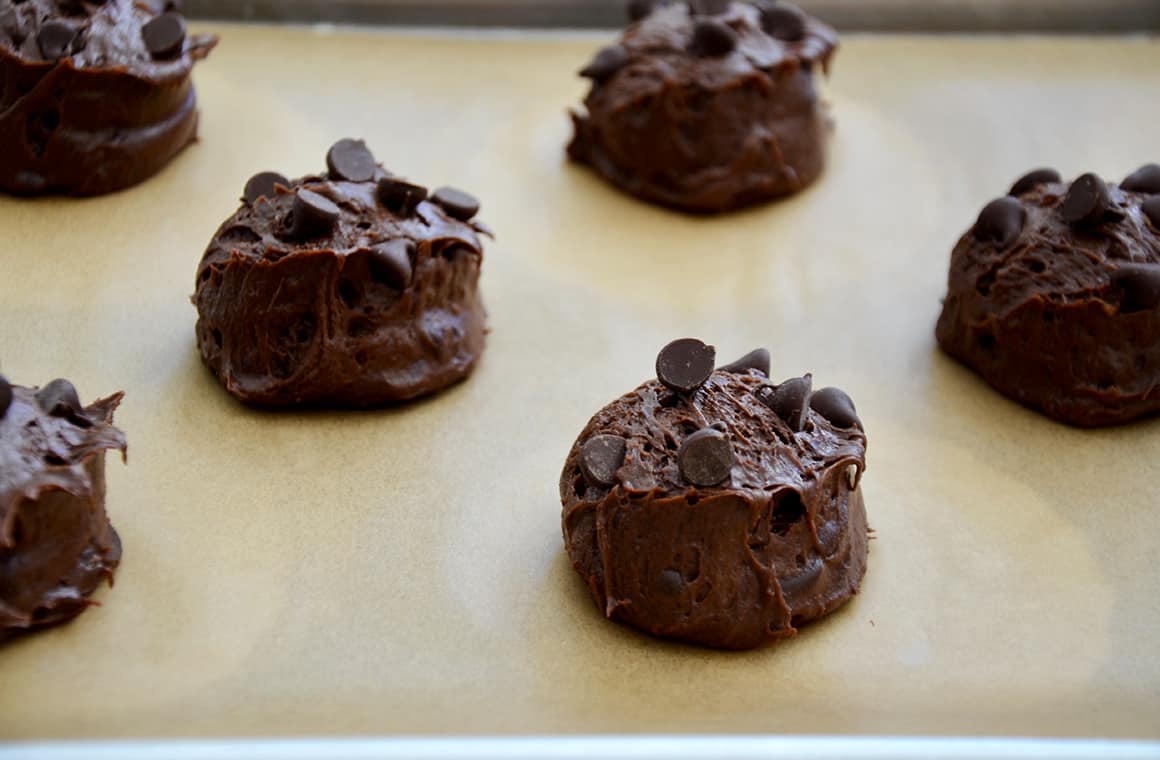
[{"xmin": 0, "ymin": 26, "xmax": 1157, "ymax": 741}]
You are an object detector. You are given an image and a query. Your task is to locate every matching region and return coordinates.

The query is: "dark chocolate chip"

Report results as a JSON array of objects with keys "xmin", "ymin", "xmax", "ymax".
[
  {"xmin": 285, "ymin": 188, "xmax": 340, "ymax": 240},
  {"xmin": 431, "ymin": 186, "xmax": 480, "ymax": 221},
  {"xmin": 627, "ymin": 0, "xmax": 656, "ymax": 21},
  {"xmin": 690, "ymin": 0, "xmax": 730, "ymax": 14},
  {"xmin": 35, "ymin": 378, "xmax": 81, "ymax": 418},
  {"xmin": 718, "ymin": 348, "xmax": 770, "ymax": 376},
  {"xmin": 0, "ymin": 375, "xmax": 11, "ymax": 420},
  {"xmin": 243, "ymin": 171, "xmax": 288, "ymax": 204},
  {"xmin": 658, "ymin": 568, "xmax": 683, "ymax": 595},
  {"xmin": 766, "ymin": 374, "xmax": 812, "ymax": 432},
  {"xmin": 37, "ymin": 20, "xmax": 76, "ymax": 60},
  {"xmin": 689, "ymin": 17, "xmax": 737, "ymax": 57},
  {"xmin": 678, "ymin": 428, "xmax": 733, "ymax": 487},
  {"xmin": 141, "ymin": 12, "xmax": 185, "ymax": 59},
  {"xmin": 759, "ymin": 3, "xmax": 806, "ymax": 41},
  {"xmin": 1061, "ymin": 173, "xmax": 1112, "ymax": 226},
  {"xmin": 377, "ymin": 177, "xmax": 428, "ymax": 216},
  {"xmin": 580, "ymin": 44, "xmax": 629, "ymax": 82},
  {"xmin": 368, "ymin": 239, "xmax": 414, "ymax": 290},
  {"xmin": 710, "ymin": 421, "xmax": 728, "ymax": 432},
  {"xmin": 810, "ymin": 387, "xmax": 860, "ymax": 429},
  {"xmin": 326, "ymin": 139, "xmax": 377, "ymax": 183},
  {"xmin": 1143, "ymin": 196, "xmax": 1160, "ymax": 229},
  {"xmin": 656, "ymin": 338, "xmax": 716, "ymax": 392},
  {"xmin": 1121, "ymin": 164, "xmax": 1160, "ymax": 195},
  {"xmin": 579, "ymin": 434, "xmax": 627, "ymax": 487},
  {"xmin": 974, "ymin": 197, "xmax": 1025, "ymax": 247},
  {"xmin": 1008, "ymin": 168, "xmax": 1061, "ymax": 197},
  {"xmin": 1111, "ymin": 263, "xmax": 1160, "ymax": 313}
]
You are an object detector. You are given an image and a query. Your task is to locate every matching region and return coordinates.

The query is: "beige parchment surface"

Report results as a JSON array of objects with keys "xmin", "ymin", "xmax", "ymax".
[{"xmin": 0, "ymin": 25, "xmax": 1158, "ymax": 741}]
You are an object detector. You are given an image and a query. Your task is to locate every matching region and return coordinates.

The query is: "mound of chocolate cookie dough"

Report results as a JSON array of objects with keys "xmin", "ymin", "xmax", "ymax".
[
  {"xmin": 568, "ymin": 0, "xmax": 838, "ymax": 214},
  {"xmin": 0, "ymin": 0, "xmax": 217, "ymax": 196},
  {"xmin": 560, "ymin": 339, "xmax": 869, "ymax": 649},
  {"xmin": 936, "ymin": 165, "xmax": 1160, "ymax": 427},
  {"xmin": 1, "ymin": 376, "xmax": 125, "ymax": 638},
  {"xmin": 194, "ymin": 139, "xmax": 489, "ymax": 407}
]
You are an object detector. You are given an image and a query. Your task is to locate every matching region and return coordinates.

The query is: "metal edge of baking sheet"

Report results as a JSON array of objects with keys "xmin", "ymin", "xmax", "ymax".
[
  {"xmin": 3, "ymin": 737, "xmax": 1160, "ymax": 759},
  {"xmin": 180, "ymin": 0, "xmax": 1160, "ymax": 33}
]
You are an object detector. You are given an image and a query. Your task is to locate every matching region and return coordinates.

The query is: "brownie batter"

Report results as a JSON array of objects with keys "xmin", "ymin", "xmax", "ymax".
[
  {"xmin": 0, "ymin": 0, "xmax": 217, "ymax": 196},
  {"xmin": 0, "ymin": 376, "xmax": 125, "ymax": 638},
  {"xmin": 194, "ymin": 140, "xmax": 489, "ymax": 408},
  {"xmin": 560, "ymin": 340, "xmax": 869, "ymax": 650},
  {"xmin": 568, "ymin": 0, "xmax": 838, "ymax": 214},
  {"xmin": 936, "ymin": 165, "xmax": 1160, "ymax": 427}
]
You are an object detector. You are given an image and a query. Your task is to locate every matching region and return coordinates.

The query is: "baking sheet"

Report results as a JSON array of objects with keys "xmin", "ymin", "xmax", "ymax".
[{"xmin": 0, "ymin": 26, "xmax": 1158, "ymax": 741}]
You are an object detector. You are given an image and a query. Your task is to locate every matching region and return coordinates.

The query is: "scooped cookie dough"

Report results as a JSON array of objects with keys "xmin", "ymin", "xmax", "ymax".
[
  {"xmin": 560, "ymin": 339, "xmax": 869, "ymax": 649},
  {"xmin": 568, "ymin": 0, "xmax": 838, "ymax": 213},
  {"xmin": 1, "ymin": 376, "xmax": 126, "ymax": 638},
  {"xmin": 194, "ymin": 139, "xmax": 490, "ymax": 407},
  {"xmin": 0, "ymin": 0, "xmax": 217, "ymax": 196},
  {"xmin": 937, "ymin": 165, "xmax": 1160, "ymax": 426}
]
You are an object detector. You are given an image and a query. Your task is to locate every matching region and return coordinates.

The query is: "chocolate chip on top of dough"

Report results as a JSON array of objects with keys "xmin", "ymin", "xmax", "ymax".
[
  {"xmin": 579, "ymin": 43, "xmax": 629, "ymax": 82},
  {"xmin": 655, "ymin": 338, "xmax": 716, "ymax": 392},
  {"xmin": 1009, "ymin": 168, "xmax": 1062, "ymax": 197},
  {"xmin": 1121, "ymin": 163, "xmax": 1160, "ymax": 195},
  {"xmin": 973, "ymin": 197, "xmax": 1026, "ymax": 247},
  {"xmin": 141, "ymin": 11, "xmax": 186, "ymax": 59},
  {"xmin": 561, "ymin": 339, "xmax": 870, "ymax": 649},
  {"xmin": 1060, "ymin": 173, "xmax": 1116, "ymax": 227}
]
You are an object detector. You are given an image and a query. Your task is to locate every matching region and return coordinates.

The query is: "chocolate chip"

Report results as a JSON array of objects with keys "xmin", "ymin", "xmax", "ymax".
[
  {"xmin": 710, "ymin": 421, "xmax": 728, "ymax": 433},
  {"xmin": 1143, "ymin": 197, "xmax": 1160, "ymax": 230},
  {"xmin": 431, "ymin": 187, "xmax": 480, "ymax": 221},
  {"xmin": 678, "ymin": 428, "xmax": 733, "ymax": 487},
  {"xmin": 326, "ymin": 139, "xmax": 376, "ymax": 183},
  {"xmin": 579, "ymin": 434, "xmax": 627, "ymax": 487},
  {"xmin": 656, "ymin": 338, "xmax": 716, "ymax": 392},
  {"xmin": 718, "ymin": 348, "xmax": 770, "ymax": 376},
  {"xmin": 658, "ymin": 568, "xmax": 683, "ymax": 595},
  {"xmin": 141, "ymin": 12, "xmax": 185, "ymax": 60},
  {"xmin": 689, "ymin": 0, "xmax": 730, "ymax": 14},
  {"xmin": 285, "ymin": 188, "xmax": 340, "ymax": 241},
  {"xmin": 580, "ymin": 44, "xmax": 629, "ymax": 82},
  {"xmin": 810, "ymin": 387, "xmax": 860, "ymax": 429},
  {"xmin": 1111, "ymin": 263, "xmax": 1160, "ymax": 313},
  {"xmin": 377, "ymin": 177, "xmax": 428, "ymax": 216},
  {"xmin": 689, "ymin": 18, "xmax": 737, "ymax": 57},
  {"xmin": 1009, "ymin": 168, "xmax": 1061, "ymax": 197},
  {"xmin": 37, "ymin": 20, "xmax": 76, "ymax": 60},
  {"xmin": 35, "ymin": 378, "xmax": 81, "ymax": 418},
  {"xmin": 1121, "ymin": 164, "xmax": 1160, "ymax": 195},
  {"xmin": 243, "ymin": 171, "xmax": 288, "ymax": 204},
  {"xmin": 368, "ymin": 239, "xmax": 414, "ymax": 290},
  {"xmin": 766, "ymin": 374, "xmax": 812, "ymax": 432},
  {"xmin": 759, "ymin": 3, "xmax": 806, "ymax": 41},
  {"xmin": 0, "ymin": 376, "xmax": 11, "ymax": 420},
  {"xmin": 974, "ymin": 197, "xmax": 1025, "ymax": 247},
  {"xmin": 1061, "ymin": 173, "xmax": 1112, "ymax": 226},
  {"xmin": 627, "ymin": 0, "xmax": 656, "ymax": 21}
]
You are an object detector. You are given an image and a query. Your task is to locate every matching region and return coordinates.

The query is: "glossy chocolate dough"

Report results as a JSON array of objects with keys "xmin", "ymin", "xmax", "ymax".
[
  {"xmin": 568, "ymin": 2, "xmax": 838, "ymax": 214},
  {"xmin": 0, "ymin": 385, "xmax": 125, "ymax": 637},
  {"xmin": 560, "ymin": 369, "xmax": 868, "ymax": 650},
  {"xmin": 194, "ymin": 170, "xmax": 488, "ymax": 407},
  {"xmin": 936, "ymin": 180, "xmax": 1160, "ymax": 426},
  {"xmin": 0, "ymin": 0, "xmax": 217, "ymax": 196}
]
